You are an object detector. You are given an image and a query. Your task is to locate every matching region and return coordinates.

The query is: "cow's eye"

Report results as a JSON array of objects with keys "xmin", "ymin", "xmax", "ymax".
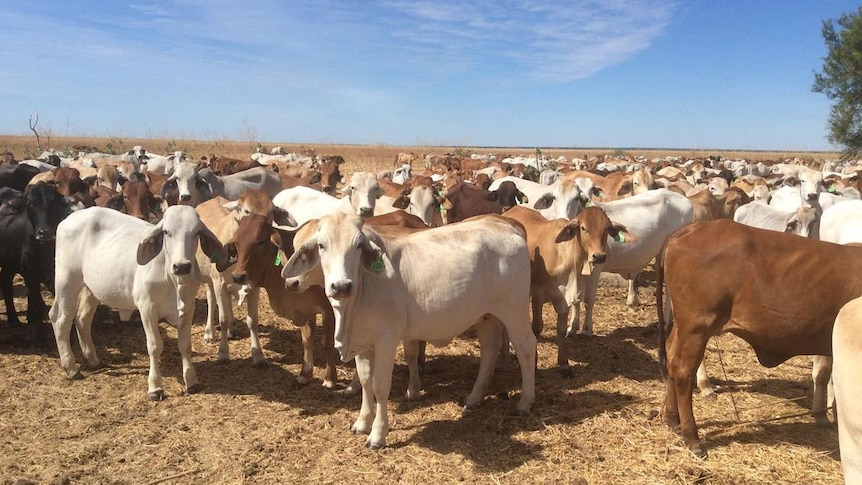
[{"xmin": 318, "ymin": 242, "xmax": 325, "ymax": 250}]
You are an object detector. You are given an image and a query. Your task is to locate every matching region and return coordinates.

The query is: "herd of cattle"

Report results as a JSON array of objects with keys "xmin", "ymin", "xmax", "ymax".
[{"xmin": 3, "ymin": 146, "xmax": 862, "ymax": 474}]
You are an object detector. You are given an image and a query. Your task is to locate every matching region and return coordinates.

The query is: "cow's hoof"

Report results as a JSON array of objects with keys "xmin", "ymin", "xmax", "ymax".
[
  {"xmin": 368, "ymin": 441, "xmax": 385, "ymax": 450},
  {"xmin": 251, "ymin": 358, "xmax": 266, "ymax": 368},
  {"xmin": 148, "ymin": 389, "xmax": 166, "ymax": 401},
  {"xmin": 186, "ymin": 383, "xmax": 203, "ymax": 395},
  {"xmin": 342, "ymin": 385, "xmax": 361, "ymax": 398},
  {"xmin": 296, "ymin": 375, "xmax": 312, "ymax": 386},
  {"xmin": 321, "ymin": 379, "xmax": 336, "ymax": 389},
  {"xmin": 690, "ymin": 446, "xmax": 708, "ymax": 459},
  {"xmin": 67, "ymin": 369, "xmax": 84, "ymax": 380}
]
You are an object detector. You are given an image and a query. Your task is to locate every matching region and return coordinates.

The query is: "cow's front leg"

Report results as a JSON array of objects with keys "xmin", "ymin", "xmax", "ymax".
[
  {"xmin": 626, "ymin": 272, "xmax": 642, "ymax": 307},
  {"xmin": 177, "ymin": 302, "xmax": 201, "ymax": 394},
  {"xmin": 243, "ymin": 287, "xmax": 265, "ymax": 365},
  {"xmin": 351, "ymin": 353, "xmax": 375, "ymax": 436},
  {"xmin": 367, "ymin": 343, "xmax": 397, "ymax": 449},
  {"xmin": 139, "ymin": 309, "xmax": 166, "ymax": 401}
]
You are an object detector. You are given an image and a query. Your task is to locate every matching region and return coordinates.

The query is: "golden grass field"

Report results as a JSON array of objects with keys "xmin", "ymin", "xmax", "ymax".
[{"xmin": 0, "ymin": 135, "xmax": 846, "ymax": 484}]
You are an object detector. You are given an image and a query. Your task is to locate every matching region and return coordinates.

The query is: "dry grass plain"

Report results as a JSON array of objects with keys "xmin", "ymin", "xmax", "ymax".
[{"xmin": 0, "ymin": 136, "xmax": 845, "ymax": 484}]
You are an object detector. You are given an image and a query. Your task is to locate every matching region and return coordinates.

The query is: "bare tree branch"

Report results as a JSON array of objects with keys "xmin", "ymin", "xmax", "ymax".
[{"xmin": 29, "ymin": 112, "xmax": 41, "ymax": 152}]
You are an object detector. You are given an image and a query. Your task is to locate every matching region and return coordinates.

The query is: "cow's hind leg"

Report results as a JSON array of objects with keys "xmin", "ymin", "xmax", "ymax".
[
  {"xmin": 73, "ymin": 288, "xmax": 101, "ymax": 370},
  {"xmin": 464, "ymin": 317, "xmax": 504, "ymax": 410},
  {"xmin": 403, "ymin": 339, "xmax": 422, "ymax": 401},
  {"xmin": 696, "ymin": 356, "xmax": 716, "ymax": 399},
  {"xmin": 666, "ymin": 323, "xmax": 709, "ymax": 458},
  {"xmin": 812, "ymin": 355, "xmax": 833, "ymax": 425}
]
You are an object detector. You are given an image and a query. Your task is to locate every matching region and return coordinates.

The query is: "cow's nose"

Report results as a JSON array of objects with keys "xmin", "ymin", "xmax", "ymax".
[
  {"xmin": 232, "ymin": 273, "xmax": 247, "ymax": 285},
  {"xmin": 180, "ymin": 194, "xmax": 192, "ymax": 202},
  {"xmin": 35, "ymin": 228, "xmax": 53, "ymax": 242},
  {"xmin": 285, "ymin": 278, "xmax": 301, "ymax": 291},
  {"xmin": 806, "ymin": 193, "xmax": 818, "ymax": 201},
  {"xmin": 591, "ymin": 253, "xmax": 607, "ymax": 264},
  {"xmin": 330, "ymin": 281, "xmax": 353, "ymax": 298},
  {"xmin": 358, "ymin": 207, "xmax": 374, "ymax": 218},
  {"xmin": 173, "ymin": 262, "xmax": 192, "ymax": 275},
  {"xmin": 321, "ymin": 185, "xmax": 333, "ymax": 194}
]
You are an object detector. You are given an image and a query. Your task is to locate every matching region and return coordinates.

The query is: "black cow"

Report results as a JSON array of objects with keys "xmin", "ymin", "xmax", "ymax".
[
  {"xmin": 0, "ymin": 164, "xmax": 41, "ymax": 191},
  {"xmin": 0, "ymin": 182, "xmax": 70, "ymax": 341}
]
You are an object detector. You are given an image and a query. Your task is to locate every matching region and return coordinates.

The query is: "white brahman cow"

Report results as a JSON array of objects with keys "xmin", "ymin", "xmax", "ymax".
[
  {"xmin": 733, "ymin": 202, "xmax": 818, "ymax": 238},
  {"xmin": 272, "ymin": 171, "xmax": 384, "ymax": 225},
  {"xmin": 575, "ymin": 189, "xmax": 693, "ymax": 336},
  {"xmin": 49, "ymin": 205, "xmax": 225, "ymax": 400},
  {"xmin": 489, "ymin": 175, "xmax": 595, "ymax": 221},
  {"xmin": 197, "ymin": 166, "xmax": 283, "ymax": 200},
  {"xmin": 833, "ymin": 296, "xmax": 862, "ymax": 483},
  {"xmin": 281, "ymin": 212, "xmax": 537, "ymax": 449}
]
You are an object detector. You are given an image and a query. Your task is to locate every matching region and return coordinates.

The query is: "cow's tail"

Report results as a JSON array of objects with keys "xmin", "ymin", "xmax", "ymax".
[{"xmin": 655, "ymin": 240, "xmax": 670, "ymax": 382}]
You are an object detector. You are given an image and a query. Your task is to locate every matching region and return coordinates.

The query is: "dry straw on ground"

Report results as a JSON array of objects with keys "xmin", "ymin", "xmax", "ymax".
[{"xmin": 0, "ymin": 136, "xmax": 844, "ymax": 484}]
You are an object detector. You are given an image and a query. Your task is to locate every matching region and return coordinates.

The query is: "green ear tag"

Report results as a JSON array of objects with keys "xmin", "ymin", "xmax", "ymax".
[
  {"xmin": 828, "ymin": 186, "xmax": 837, "ymax": 193},
  {"xmin": 371, "ymin": 255, "xmax": 384, "ymax": 273},
  {"xmin": 210, "ymin": 254, "xmax": 221, "ymax": 264},
  {"xmin": 615, "ymin": 232, "xmax": 625, "ymax": 243},
  {"xmin": 439, "ymin": 203, "xmax": 445, "ymax": 212},
  {"xmin": 274, "ymin": 252, "xmax": 282, "ymax": 267}
]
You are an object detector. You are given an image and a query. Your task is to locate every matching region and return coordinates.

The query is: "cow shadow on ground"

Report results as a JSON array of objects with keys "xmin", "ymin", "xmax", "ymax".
[
  {"xmin": 702, "ymin": 421, "xmax": 840, "ymax": 458},
  {"xmin": 555, "ymin": 325, "xmax": 662, "ymax": 388}
]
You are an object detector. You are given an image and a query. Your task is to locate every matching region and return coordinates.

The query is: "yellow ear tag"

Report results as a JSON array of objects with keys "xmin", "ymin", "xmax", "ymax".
[
  {"xmin": 274, "ymin": 252, "xmax": 282, "ymax": 267},
  {"xmin": 371, "ymin": 255, "xmax": 384, "ymax": 273}
]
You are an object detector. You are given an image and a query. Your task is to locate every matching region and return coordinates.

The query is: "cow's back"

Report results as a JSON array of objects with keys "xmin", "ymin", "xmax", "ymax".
[
  {"xmin": 596, "ymin": 189, "xmax": 693, "ymax": 272},
  {"xmin": 380, "ymin": 217, "xmax": 529, "ymax": 340},
  {"xmin": 56, "ymin": 207, "xmax": 149, "ymax": 309}
]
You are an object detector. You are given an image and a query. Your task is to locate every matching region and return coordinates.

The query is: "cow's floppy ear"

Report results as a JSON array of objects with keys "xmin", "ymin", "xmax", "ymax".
[
  {"xmin": 607, "ymin": 222, "xmax": 634, "ymax": 243},
  {"xmin": 216, "ymin": 242, "xmax": 238, "ymax": 272},
  {"xmin": 392, "ymin": 194, "xmax": 410, "ymax": 209},
  {"xmin": 137, "ymin": 221, "xmax": 165, "ymax": 265},
  {"xmin": 487, "ymin": 190, "xmax": 500, "ymax": 201},
  {"xmin": 360, "ymin": 234, "xmax": 387, "ymax": 274},
  {"xmin": 282, "ymin": 237, "xmax": 320, "ymax": 278},
  {"xmin": 783, "ymin": 176, "xmax": 800, "ymax": 187},
  {"xmin": 272, "ymin": 207, "xmax": 297, "ymax": 228},
  {"xmin": 616, "ymin": 180, "xmax": 633, "ymax": 196},
  {"xmin": 106, "ymin": 193, "xmax": 124, "ymax": 212},
  {"xmin": 534, "ymin": 193, "xmax": 554, "ymax": 210},
  {"xmin": 554, "ymin": 221, "xmax": 579, "ymax": 243},
  {"xmin": 199, "ymin": 223, "xmax": 227, "ymax": 267}
]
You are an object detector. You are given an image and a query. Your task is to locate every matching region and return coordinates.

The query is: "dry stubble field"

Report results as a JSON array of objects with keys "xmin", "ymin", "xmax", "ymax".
[{"xmin": 0, "ymin": 136, "xmax": 845, "ymax": 484}]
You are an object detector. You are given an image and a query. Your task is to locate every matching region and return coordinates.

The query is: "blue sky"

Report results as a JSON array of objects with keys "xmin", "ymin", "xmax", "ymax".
[{"xmin": 0, "ymin": 1, "xmax": 858, "ymax": 151}]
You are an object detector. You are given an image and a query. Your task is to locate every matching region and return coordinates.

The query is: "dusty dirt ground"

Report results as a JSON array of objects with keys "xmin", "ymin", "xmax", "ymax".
[
  {"xmin": 0, "ymin": 277, "xmax": 842, "ymax": 485},
  {"xmin": 0, "ymin": 137, "xmax": 845, "ymax": 484}
]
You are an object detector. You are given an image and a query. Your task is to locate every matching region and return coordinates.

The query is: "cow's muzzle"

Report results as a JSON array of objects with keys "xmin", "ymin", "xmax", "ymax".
[
  {"xmin": 358, "ymin": 207, "xmax": 374, "ymax": 218},
  {"xmin": 590, "ymin": 253, "xmax": 607, "ymax": 265},
  {"xmin": 173, "ymin": 262, "xmax": 192, "ymax": 275},
  {"xmin": 330, "ymin": 280, "xmax": 353, "ymax": 299},
  {"xmin": 34, "ymin": 229, "xmax": 55, "ymax": 242}
]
